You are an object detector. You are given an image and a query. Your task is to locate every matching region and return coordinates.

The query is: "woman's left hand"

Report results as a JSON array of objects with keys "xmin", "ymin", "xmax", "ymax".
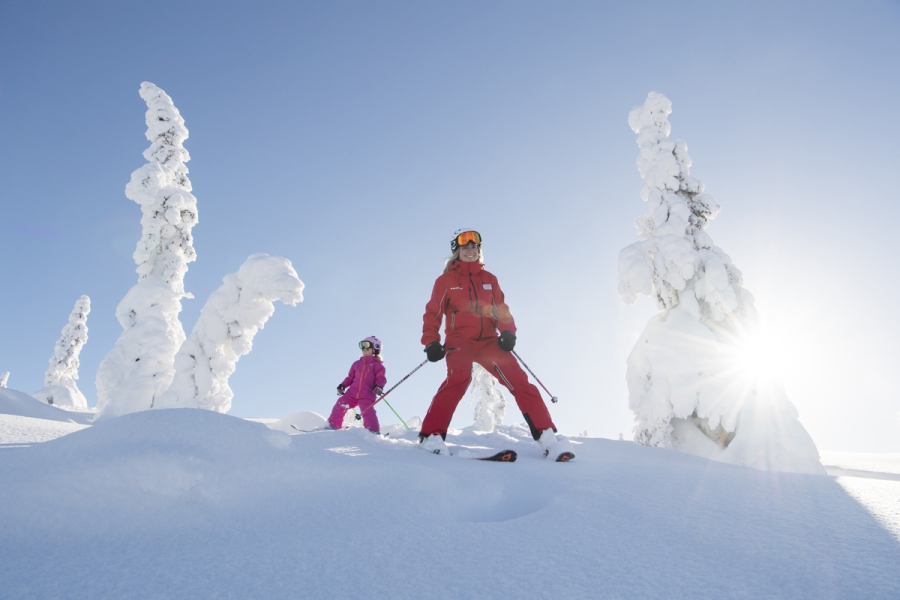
[{"xmin": 498, "ymin": 330, "xmax": 517, "ymax": 351}]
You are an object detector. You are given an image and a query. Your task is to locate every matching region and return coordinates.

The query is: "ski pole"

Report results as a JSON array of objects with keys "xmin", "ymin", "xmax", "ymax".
[
  {"xmin": 511, "ymin": 349, "xmax": 558, "ymax": 403},
  {"xmin": 380, "ymin": 398, "xmax": 409, "ymax": 431},
  {"xmin": 356, "ymin": 358, "xmax": 429, "ymax": 429}
]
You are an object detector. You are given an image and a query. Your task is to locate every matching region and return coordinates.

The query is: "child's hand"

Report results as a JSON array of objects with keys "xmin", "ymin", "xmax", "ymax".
[
  {"xmin": 373, "ymin": 386, "xmax": 384, "ymax": 396},
  {"xmin": 337, "ymin": 385, "xmax": 346, "ymax": 395}
]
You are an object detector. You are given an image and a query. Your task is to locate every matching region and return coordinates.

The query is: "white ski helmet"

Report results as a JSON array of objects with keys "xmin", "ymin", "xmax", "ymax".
[
  {"xmin": 360, "ymin": 336, "xmax": 382, "ymax": 355},
  {"xmin": 451, "ymin": 228, "xmax": 482, "ymax": 252}
]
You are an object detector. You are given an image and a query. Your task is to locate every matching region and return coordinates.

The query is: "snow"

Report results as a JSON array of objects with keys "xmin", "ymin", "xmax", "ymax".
[
  {"xmin": 469, "ymin": 363, "xmax": 507, "ymax": 432},
  {"xmin": 619, "ymin": 93, "xmax": 822, "ymax": 475},
  {"xmin": 95, "ymin": 83, "xmax": 197, "ymax": 419},
  {"xmin": 1, "ymin": 408, "xmax": 898, "ymax": 599},
  {"xmin": 0, "ymin": 387, "xmax": 93, "ymax": 425},
  {"xmin": 156, "ymin": 253, "xmax": 304, "ymax": 412},
  {"xmin": 32, "ymin": 295, "xmax": 91, "ymax": 409}
]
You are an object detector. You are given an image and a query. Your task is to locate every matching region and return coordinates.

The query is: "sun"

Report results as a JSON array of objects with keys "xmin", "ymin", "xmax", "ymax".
[{"xmin": 732, "ymin": 326, "xmax": 790, "ymax": 388}]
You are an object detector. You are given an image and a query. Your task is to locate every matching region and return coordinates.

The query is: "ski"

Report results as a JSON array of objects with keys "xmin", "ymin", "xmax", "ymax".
[
  {"xmin": 473, "ymin": 449, "xmax": 517, "ymax": 462},
  {"xmin": 290, "ymin": 424, "xmax": 333, "ymax": 433},
  {"xmin": 554, "ymin": 451, "xmax": 575, "ymax": 462}
]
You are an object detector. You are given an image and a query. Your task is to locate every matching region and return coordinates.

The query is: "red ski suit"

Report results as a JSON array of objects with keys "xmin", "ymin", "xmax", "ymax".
[{"xmin": 420, "ymin": 260, "xmax": 556, "ymax": 440}]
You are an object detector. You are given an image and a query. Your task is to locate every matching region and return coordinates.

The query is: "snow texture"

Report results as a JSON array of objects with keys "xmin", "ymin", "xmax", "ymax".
[
  {"xmin": 32, "ymin": 295, "xmax": 90, "ymax": 408},
  {"xmin": 155, "ymin": 254, "xmax": 304, "ymax": 413},
  {"xmin": 468, "ymin": 363, "xmax": 506, "ymax": 432},
  {"xmin": 1, "ymin": 409, "xmax": 898, "ymax": 599},
  {"xmin": 619, "ymin": 93, "xmax": 822, "ymax": 474},
  {"xmin": 0, "ymin": 387, "xmax": 92, "ymax": 425},
  {"xmin": 95, "ymin": 82, "xmax": 198, "ymax": 420}
]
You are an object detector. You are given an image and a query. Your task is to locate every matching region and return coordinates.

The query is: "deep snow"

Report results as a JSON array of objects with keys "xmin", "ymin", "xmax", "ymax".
[{"xmin": 1, "ymin": 404, "xmax": 898, "ymax": 599}]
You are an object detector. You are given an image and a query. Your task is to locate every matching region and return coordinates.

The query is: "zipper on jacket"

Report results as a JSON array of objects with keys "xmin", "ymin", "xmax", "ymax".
[
  {"xmin": 450, "ymin": 311, "xmax": 457, "ymax": 330},
  {"xmin": 356, "ymin": 360, "xmax": 369, "ymax": 399},
  {"xmin": 469, "ymin": 273, "xmax": 484, "ymax": 340}
]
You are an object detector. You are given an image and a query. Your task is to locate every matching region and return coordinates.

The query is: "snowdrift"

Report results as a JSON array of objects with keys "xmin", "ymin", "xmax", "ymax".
[
  {"xmin": 1, "ymin": 409, "xmax": 898, "ymax": 599},
  {"xmin": 0, "ymin": 387, "xmax": 92, "ymax": 424}
]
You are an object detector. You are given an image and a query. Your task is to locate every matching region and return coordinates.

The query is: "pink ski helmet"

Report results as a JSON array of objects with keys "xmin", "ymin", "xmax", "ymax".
[{"xmin": 359, "ymin": 336, "xmax": 382, "ymax": 355}]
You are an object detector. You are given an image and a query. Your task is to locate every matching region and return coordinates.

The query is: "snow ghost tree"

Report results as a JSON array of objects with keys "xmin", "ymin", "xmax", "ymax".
[
  {"xmin": 468, "ymin": 364, "xmax": 506, "ymax": 432},
  {"xmin": 0, "ymin": 372, "xmax": 8, "ymax": 388},
  {"xmin": 618, "ymin": 92, "xmax": 823, "ymax": 475},
  {"xmin": 155, "ymin": 254, "xmax": 304, "ymax": 413},
  {"xmin": 95, "ymin": 82, "xmax": 198, "ymax": 419},
  {"xmin": 32, "ymin": 296, "xmax": 91, "ymax": 408}
]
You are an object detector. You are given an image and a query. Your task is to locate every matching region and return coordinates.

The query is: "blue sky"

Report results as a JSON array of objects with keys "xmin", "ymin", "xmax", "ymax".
[{"xmin": 2, "ymin": 0, "xmax": 899, "ymax": 451}]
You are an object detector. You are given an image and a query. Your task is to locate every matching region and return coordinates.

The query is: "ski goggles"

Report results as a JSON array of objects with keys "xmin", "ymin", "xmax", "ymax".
[
  {"xmin": 359, "ymin": 340, "xmax": 377, "ymax": 350},
  {"xmin": 452, "ymin": 230, "xmax": 482, "ymax": 250}
]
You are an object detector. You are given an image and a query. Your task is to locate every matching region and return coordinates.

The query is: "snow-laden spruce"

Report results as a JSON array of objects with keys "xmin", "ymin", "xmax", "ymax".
[
  {"xmin": 468, "ymin": 363, "xmax": 506, "ymax": 432},
  {"xmin": 155, "ymin": 254, "xmax": 304, "ymax": 413},
  {"xmin": 0, "ymin": 372, "xmax": 8, "ymax": 388},
  {"xmin": 32, "ymin": 296, "xmax": 91, "ymax": 408},
  {"xmin": 95, "ymin": 82, "xmax": 198, "ymax": 419},
  {"xmin": 618, "ymin": 92, "xmax": 822, "ymax": 475}
]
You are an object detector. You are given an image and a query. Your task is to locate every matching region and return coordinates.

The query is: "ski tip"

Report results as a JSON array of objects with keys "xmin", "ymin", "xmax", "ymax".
[
  {"xmin": 475, "ymin": 450, "xmax": 517, "ymax": 462},
  {"xmin": 555, "ymin": 451, "xmax": 575, "ymax": 462}
]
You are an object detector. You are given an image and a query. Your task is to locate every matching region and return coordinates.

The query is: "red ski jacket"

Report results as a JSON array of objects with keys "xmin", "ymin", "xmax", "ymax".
[{"xmin": 421, "ymin": 260, "xmax": 516, "ymax": 347}]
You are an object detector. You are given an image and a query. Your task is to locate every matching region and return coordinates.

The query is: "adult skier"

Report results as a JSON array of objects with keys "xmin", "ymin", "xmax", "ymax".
[{"xmin": 419, "ymin": 229, "xmax": 574, "ymax": 461}]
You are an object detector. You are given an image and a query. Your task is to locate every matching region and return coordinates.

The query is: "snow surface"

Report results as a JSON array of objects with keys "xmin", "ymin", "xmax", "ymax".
[{"xmin": 1, "ymin": 408, "xmax": 898, "ymax": 599}]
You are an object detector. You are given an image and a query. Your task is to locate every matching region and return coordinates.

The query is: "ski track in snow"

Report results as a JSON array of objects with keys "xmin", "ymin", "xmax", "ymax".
[{"xmin": 0, "ymin": 409, "xmax": 898, "ymax": 600}]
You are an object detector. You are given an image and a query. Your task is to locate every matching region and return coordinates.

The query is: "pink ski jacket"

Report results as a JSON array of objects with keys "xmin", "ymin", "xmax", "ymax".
[{"xmin": 340, "ymin": 355, "xmax": 387, "ymax": 401}]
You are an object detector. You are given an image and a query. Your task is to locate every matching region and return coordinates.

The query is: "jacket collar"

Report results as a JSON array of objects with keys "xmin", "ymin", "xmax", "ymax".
[{"xmin": 449, "ymin": 260, "xmax": 485, "ymax": 275}]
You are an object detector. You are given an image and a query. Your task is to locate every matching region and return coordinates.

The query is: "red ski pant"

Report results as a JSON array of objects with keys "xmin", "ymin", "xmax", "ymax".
[{"xmin": 420, "ymin": 337, "xmax": 556, "ymax": 440}]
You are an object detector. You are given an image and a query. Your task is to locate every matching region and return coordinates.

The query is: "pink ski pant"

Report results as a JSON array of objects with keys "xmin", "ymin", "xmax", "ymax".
[
  {"xmin": 328, "ymin": 394, "xmax": 380, "ymax": 432},
  {"xmin": 420, "ymin": 337, "xmax": 556, "ymax": 440}
]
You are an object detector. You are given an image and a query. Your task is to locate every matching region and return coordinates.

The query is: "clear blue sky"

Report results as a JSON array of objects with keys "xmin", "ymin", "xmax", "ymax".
[{"xmin": 2, "ymin": 0, "xmax": 898, "ymax": 451}]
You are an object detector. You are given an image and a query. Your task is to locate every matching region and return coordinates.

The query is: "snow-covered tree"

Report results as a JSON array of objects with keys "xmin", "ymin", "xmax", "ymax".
[
  {"xmin": 155, "ymin": 254, "xmax": 304, "ymax": 413},
  {"xmin": 618, "ymin": 92, "xmax": 823, "ymax": 474},
  {"xmin": 468, "ymin": 364, "xmax": 506, "ymax": 432},
  {"xmin": 32, "ymin": 295, "xmax": 91, "ymax": 408},
  {"xmin": 0, "ymin": 372, "xmax": 8, "ymax": 388},
  {"xmin": 95, "ymin": 82, "xmax": 198, "ymax": 419}
]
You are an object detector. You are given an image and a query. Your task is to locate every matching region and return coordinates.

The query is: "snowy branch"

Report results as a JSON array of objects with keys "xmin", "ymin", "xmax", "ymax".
[{"xmin": 156, "ymin": 254, "xmax": 305, "ymax": 413}]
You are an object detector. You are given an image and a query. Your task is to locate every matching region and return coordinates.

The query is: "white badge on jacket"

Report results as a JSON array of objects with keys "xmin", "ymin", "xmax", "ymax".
[{"xmin": 483, "ymin": 284, "xmax": 492, "ymax": 290}]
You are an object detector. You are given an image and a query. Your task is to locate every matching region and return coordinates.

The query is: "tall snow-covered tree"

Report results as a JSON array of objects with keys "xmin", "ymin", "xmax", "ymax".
[
  {"xmin": 0, "ymin": 372, "xmax": 8, "ymax": 388},
  {"xmin": 155, "ymin": 254, "xmax": 304, "ymax": 413},
  {"xmin": 95, "ymin": 82, "xmax": 198, "ymax": 419},
  {"xmin": 618, "ymin": 92, "xmax": 823, "ymax": 474},
  {"xmin": 468, "ymin": 364, "xmax": 506, "ymax": 432},
  {"xmin": 32, "ymin": 295, "xmax": 91, "ymax": 408}
]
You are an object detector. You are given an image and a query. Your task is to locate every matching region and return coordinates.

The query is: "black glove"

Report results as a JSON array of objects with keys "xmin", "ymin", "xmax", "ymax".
[
  {"xmin": 498, "ymin": 330, "xmax": 516, "ymax": 352},
  {"xmin": 373, "ymin": 386, "xmax": 384, "ymax": 396},
  {"xmin": 425, "ymin": 341, "xmax": 445, "ymax": 362},
  {"xmin": 336, "ymin": 385, "xmax": 346, "ymax": 396}
]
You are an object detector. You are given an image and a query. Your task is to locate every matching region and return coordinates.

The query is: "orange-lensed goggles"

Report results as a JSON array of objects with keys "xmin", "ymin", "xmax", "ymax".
[{"xmin": 452, "ymin": 230, "xmax": 482, "ymax": 250}]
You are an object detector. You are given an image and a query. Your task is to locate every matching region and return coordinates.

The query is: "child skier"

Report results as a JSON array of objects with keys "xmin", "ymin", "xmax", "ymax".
[{"xmin": 328, "ymin": 336, "xmax": 386, "ymax": 434}]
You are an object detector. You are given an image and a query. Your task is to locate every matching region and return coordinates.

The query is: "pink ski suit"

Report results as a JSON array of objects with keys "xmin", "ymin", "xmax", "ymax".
[{"xmin": 328, "ymin": 355, "xmax": 387, "ymax": 432}]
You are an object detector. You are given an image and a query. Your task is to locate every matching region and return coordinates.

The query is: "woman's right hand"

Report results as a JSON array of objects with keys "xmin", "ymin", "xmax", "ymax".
[
  {"xmin": 424, "ymin": 342, "xmax": 445, "ymax": 362},
  {"xmin": 336, "ymin": 385, "xmax": 346, "ymax": 395}
]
